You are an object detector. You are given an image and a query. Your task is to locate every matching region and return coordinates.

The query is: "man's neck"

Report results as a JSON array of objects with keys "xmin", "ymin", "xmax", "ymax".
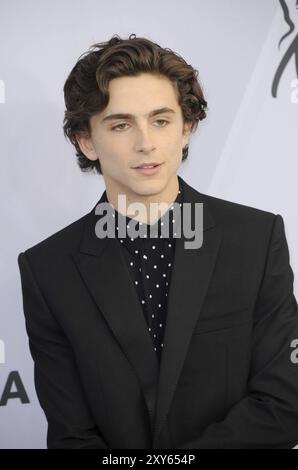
[{"xmin": 104, "ymin": 175, "xmax": 180, "ymax": 225}]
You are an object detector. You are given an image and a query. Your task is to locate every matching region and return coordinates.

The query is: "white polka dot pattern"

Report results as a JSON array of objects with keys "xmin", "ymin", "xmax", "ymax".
[{"xmin": 102, "ymin": 183, "xmax": 183, "ymax": 363}]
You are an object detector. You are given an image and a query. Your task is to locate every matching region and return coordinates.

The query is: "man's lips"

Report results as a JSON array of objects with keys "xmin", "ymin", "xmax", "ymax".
[
  {"xmin": 133, "ymin": 163, "xmax": 163, "ymax": 175},
  {"xmin": 133, "ymin": 162, "xmax": 163, "ymax": 169}
]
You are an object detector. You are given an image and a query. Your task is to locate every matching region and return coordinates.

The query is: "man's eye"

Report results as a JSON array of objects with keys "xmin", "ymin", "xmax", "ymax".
[
  {"xmin": 154, "ymin": 119, "xmax": 169, "ymax": 126},
  {"xmin": 111, "ymin": 123, "xmax": 128, "ymax": 131}
]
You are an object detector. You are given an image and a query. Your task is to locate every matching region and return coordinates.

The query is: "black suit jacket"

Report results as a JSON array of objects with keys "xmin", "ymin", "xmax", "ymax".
[{"xmin": 17, "ymin": 176, "xmax": 298, "ymax": 449}]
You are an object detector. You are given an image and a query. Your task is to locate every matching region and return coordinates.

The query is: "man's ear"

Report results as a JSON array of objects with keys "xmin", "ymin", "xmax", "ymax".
[
  {"xmin": 75, "ymin": 131, "xmax": 98, "ymax": 161},
  {"xmin": 182, "ymin": 121, "xmax": 192, "ymax": 148}
]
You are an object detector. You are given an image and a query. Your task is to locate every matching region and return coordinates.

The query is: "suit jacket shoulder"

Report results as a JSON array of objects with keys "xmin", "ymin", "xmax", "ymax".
[
  {"xmin": 19, "ymin": 210, "xmax": 90, "ymax": 266},
  {"xmin": 200, "ymin": 191, "xmax": 276, "ymax": 225}
]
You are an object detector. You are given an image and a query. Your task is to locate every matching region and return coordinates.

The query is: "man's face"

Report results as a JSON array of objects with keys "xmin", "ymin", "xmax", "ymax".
[{"xmin": 77, "ymin": 73, "xmax": 191, "ymax": 201}]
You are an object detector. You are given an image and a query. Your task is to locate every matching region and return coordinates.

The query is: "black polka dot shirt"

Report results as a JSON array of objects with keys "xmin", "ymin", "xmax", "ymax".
[{"xmin": 102, "ymin": 182, "xmax": 183, "ymax": 364}]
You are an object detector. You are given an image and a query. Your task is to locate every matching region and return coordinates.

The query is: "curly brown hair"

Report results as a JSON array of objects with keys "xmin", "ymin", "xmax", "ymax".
[{"xmin": 63, "ymin": 33, "xmax": 208, "ymax": 175}]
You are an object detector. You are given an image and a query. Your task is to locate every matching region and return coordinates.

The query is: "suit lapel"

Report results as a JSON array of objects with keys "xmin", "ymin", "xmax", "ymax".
[
  {"xmin": 72, "ymin": 176, "xmax": 222, "ymax": 445},
  {"xmin": 72, "ymin": 205, "xmax": 159, "ymax": 435},
  {"xmin": 152, "ymin": 180, "xmax": 222, "ymax": 445}
]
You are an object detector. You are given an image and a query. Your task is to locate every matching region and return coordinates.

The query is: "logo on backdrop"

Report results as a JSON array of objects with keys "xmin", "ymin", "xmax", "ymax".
[
  {"xmin": 272, "ymin": 0, "xmax": 298, "ymax": 98},
  {"xmin": 0, "ymin": 339, "xmax": 30, "ymax": 407}
]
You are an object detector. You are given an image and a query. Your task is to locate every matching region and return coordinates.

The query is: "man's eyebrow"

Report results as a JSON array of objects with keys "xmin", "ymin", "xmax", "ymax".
[{"xmin": 101, "ymin": 107, "xmax": 176, "ymax": 123}]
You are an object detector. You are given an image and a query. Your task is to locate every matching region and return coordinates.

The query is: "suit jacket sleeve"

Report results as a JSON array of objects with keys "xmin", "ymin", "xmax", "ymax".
[
  {"xmin": 18, "ymin": 251, "xmax": 108, "ymax": 449},
  {"xmin": 179, "ymin": 214, "xmax": 298, "ymax": 449}
]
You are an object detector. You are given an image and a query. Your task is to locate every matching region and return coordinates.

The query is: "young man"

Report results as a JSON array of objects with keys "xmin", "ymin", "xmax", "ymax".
[{"xmin": 18, "ymin": 34, "xmax": 298, "ymax": 449}]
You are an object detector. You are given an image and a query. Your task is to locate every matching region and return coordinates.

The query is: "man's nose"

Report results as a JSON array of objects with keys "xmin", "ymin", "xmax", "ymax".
[{"xmin": 134, "ymin": 126, "xmax": 156, "ymax": 153}]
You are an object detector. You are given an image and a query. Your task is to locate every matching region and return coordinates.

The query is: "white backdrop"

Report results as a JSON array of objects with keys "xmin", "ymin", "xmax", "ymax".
[{"xmin": 0, "ymin": 0, "xmax": 297, "ymax": 449}]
